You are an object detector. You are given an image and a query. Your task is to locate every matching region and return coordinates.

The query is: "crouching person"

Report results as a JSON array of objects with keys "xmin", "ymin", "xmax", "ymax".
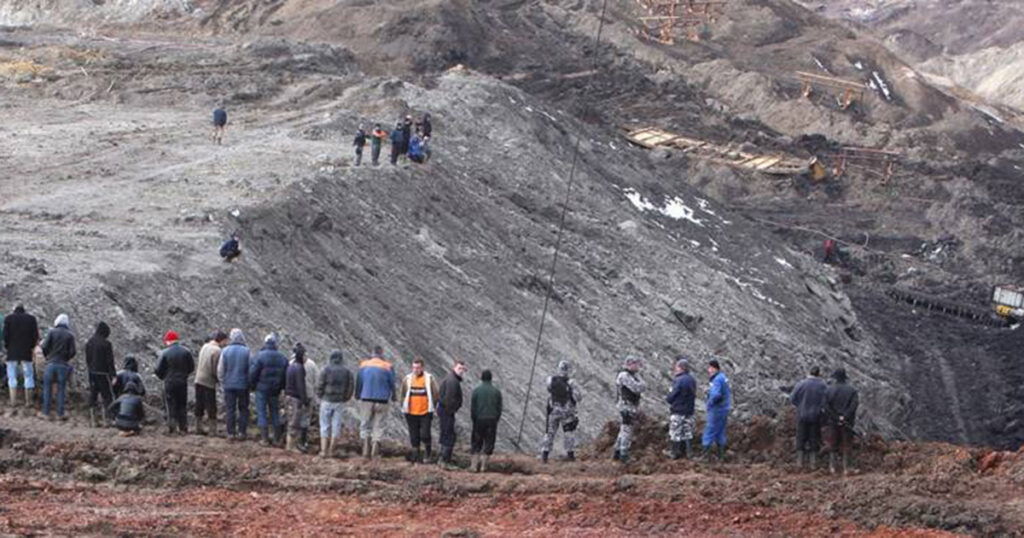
[{"xmin": 109, "ymin": 381, "xmax": 145, "ymax": 436}]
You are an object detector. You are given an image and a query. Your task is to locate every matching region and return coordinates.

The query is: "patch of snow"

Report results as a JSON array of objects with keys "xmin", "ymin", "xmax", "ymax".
[
  {"xmin": 623, "ymin": 189, "xmax": 705, "ymax": 226},
  {"xmin": 696, "ymin": 198, "xmax": 716, "ymax": 216},
  {"xmin": 688, "ymin": 239, "xmax": 701, "ymax": 248},
  {"xmin": 853, "ymin": 61, "xmax": 864, "ymax": 70},
  {"xmin": 775, "ymin": 257, "xmax": 793, "ymax": 269}
]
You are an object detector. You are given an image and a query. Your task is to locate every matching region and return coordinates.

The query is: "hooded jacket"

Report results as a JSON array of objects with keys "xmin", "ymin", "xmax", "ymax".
[
  {"xmin": 3, "ymin": 307, "xmax": 39, "ymax": 362},
  {"xmin": 285, "ymin": 361, "xmax": 308, "ymax": 403},
  {"xmin": 218, "ymin": 332, "xmax": 251, "ymax": 391},
  {"xmin": 41, "ymin": 315, "xmax": 76, "ymax": 364},
  {"xmin": 438, "ymin": 370, "xmax": 464, "ymax": 414},
  {"xmin": 114, "ymin": 356, "xmax": 145, "ymax": 397},
  {"xmin": 317, "ymin": 351, "xmax": 354, "ymax": 403},
  {"xmin": 666, "ymin": 371, "xmax": 696, "ymax": 416},
  {"xmin": 109, "ymin": 383, "xmax": 145, "ymax": 430},
  {"xmin": 155, "ymin": 342, "xmax": 195, "ymax": 386},
  {"xmin": 85, "ymin": 322, "xmax": 116, "ymax": 376},
  {"xmin": 249, "ymin": 339, "xmax": 288, "ymax": 394},
  {"xmin": 470, "ymin": 380, "xmax": 502, "ymax": 422},
  {"xmin": 790, "ymin": 375, "xmax": 828, "ymax": 422},
  {"xmin": 825, "ymin": 381, "xmax": 859, "ymax": 427}
]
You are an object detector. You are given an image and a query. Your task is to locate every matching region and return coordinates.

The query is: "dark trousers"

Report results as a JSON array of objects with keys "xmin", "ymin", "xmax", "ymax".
[
  {"xmin": 88, "ymin": 373, "xmax": 114, "ymax": 413},
  {"xmin": 389, "ymin": 145, "xmax": 401, "ymax": 165},
  {"xmin": 405, "ymin": 413, "xmax": 433, "ymax": 449},
  {"xmin": 164, "ymin": 381, "xmax": 188, "ymax": 432},
  {"xmin": 796, "ymin": 419, "xmax": 822, "ymax": 452},
  {"xmin": 371, "ymin": 144, "xmax": 382, "ymax": 165},
  {"xmin": 354, "ymin": 146, "xmax": 364, "ymax": 166},
  {"xmin": 438, "ymin": 409, "xmax": 457, "ymax": 449},
  {"xmin": 224, "ymin": 388, "xmax": 249, "ymax": 436},
  {"xmin": 471, "ymin": 418, "xmax": 498, "ymax": 455},
  {"xmin": 825, "ymin": 423, "xmax": 854, "ymax": 454},
  {"xmin": 195, "ymin": 384, "xmax": 217, "ymax": 421}
]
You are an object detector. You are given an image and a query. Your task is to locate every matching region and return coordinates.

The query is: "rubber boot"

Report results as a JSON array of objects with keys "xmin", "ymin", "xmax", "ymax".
[
  {"xmin": 300, "ymin": 429, "xmax": 309, "ymax": 453},
  {"xmin": 259, "ymin": 427, "xmax": 271, "ymax": 447},
  {"xmin": 362, "ymin": 438, "xmax": 371, "ymax": 459},
  {"xmin": 668, "ymin": 441, "xmax": 681, "ymax": 460},
  {"xmin": 328, "ymin": 437, "xmax": 338, "ymax": 458},
  {"xmin": 319, "ymin": 437, "xmax": 330, "ymax": 458},
  {"xmin": 829, "ymin": 452, "xmax": 837, "ymax": 475},
  {"xmin": 480, "ymin": 455, "xmax": 489, "ymax": 473},
  {"xmin": 274, "ymin": 425, "xmax": 285, "ymax": 447},
  {"xmin": 683, "ymin": 440, "xmax": 692, "ymax": 459},
  {"xmin": 798, "ymin": 451, "xmax": 807, "ymax": 469},
  {"xmin": 565, "ymin": 451, "xmax": 575, "ymax": 462},
  {"xmin": 196, "ymin": 418, "xmax": 206, "ymax": 436},
  {"xmin": 424, "ymin": 445, "xmax": 433, "ymax": 463},
  {"xmin": 286, "ymin": 433, "xmax": 296, "ymax": 452},
  {"xmin": 843, "ymin": 452, "xmax": 851, "ymax": 476},
  {"xmin": 89, "ymin": 407, "xmax": 97, "ymax": 428},
  {"xmin": 808, "ymin": 452, "xmax": 817, "ymax": 470},
  {"xmin": 542, "ymin": 451, "xmax": 550, "ymax": 464},
  {"xmin": 612, "ymin": 449, "xmax": 621, "ymax": 461},
  {"xmin": 9, "ymin": 388, "xmax": 18, "ymax": 408},
  {"xmin": 415, "ymin": 447, "xmax": 423, "ymax": 464},
  {"xmin": 716, "ymin": 444, "xmax": 725, "ymax": 462},
  {"xmin": 371, "ymin": 441, "xmax": 380, "ymax": 460},
  {"xmin": 470, "ymin": 454, "xmax": 479, "ymax": 472}
]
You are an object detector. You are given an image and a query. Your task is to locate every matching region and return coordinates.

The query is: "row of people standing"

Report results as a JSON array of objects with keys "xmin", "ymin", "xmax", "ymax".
[{"xmin": 352, "ymin": 113, "xmax": 432, "ymax": 167}]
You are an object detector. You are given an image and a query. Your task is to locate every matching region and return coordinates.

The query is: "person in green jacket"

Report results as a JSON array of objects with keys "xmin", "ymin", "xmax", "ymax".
[{"xmin": 470, "ymin": 369, "xmax": 502, "ymax": 472}]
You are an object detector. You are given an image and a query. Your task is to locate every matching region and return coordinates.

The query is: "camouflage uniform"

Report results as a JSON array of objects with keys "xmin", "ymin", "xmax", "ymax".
[
  {"xmin": 615, "ymin": 366, "xmax": 646, "ymax": 454},
  {"xmin": 668, "ymin": 414, "xmax": 695, "ymax": 442},
  {"xmin": 541, "ymin": 373, "xmax": 582, "ymax": 455}
]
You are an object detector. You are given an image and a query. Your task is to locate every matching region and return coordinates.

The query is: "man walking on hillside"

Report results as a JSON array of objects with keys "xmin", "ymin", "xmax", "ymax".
[
  {"xmin": 437, "ymin": 360, "xmax": 467, "ymax": 469},
  {"xmin": 212, "ymin": 107, "xmax": 228, "ymax": 145},
  {"xmin": 614, "ymin": 356, "xmax": 646, "ymax": 464},
  {"xmin": 40, "ymin": 314, "xmax": 76, "ymax": 421},
  {"xmin": 399, "ymin": 358, "xmax": 440, "ymax": 464},
  {"xmin": 5, "ymin": 305, "xmax": 39, "ymax": 410},
  {"xmin": 825, "ymin": 368, "xmax": 859, "ymax": 475},
  {"xmin": 155, "ymin": 330, "xmax": 195, "ymax": 434},
  {"xmin": 701, "ymin": 359, "xmax": 732, "ymax": 462},
  {"xmin": 470, "ymin": 369, "xmax": 502, "ymax": 472},
  {"xmin": 195, "ymin": 330, "xmax": 227, "ymax": 435},
  {"xmin": 355, "ymin": 346, "xmax": 396, "ymax": 459},
  {"xmin": 316, "ymin": 350, "xmax": 354, "ymax": 457},
  {"xmin": 665, "ymin": 356, "xmax": 696, "ymax": 460},
  {"xmin": 250, "ymin": 334, "xmax": 288, "ymax": 447},
  {"xmin": 353, "ymin": 125, "xmax": 367, "ymax": 166},
  {"xmin": 85, "ymin": 321, "xmax": 116, "ymax": 427},
  {"xmin": 791, "ymin": 366, "xmax": 828, "ymax": 469},
  {"xmin": 540, "ymin": 360, "xmax": 582, "ymax": 463},
  {"xmin": 218, "ymin": 329, "xmax": 251, "ymax": 441}
]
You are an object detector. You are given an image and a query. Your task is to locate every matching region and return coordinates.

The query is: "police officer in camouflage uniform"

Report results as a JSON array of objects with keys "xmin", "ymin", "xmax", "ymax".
[
  {"xmin": 540, "ymin": 360, "xmax": 583, "ymax": 463},
  {"xmin": 614, "ymin": 356, "xmax": 646, "ymax": 464}
]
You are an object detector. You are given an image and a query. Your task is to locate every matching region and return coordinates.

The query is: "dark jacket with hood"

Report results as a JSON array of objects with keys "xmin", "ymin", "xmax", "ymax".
[
  {"xmin": 41, "ymin": 317, "xmax": 76, "ymax": 364},
  {"xmin": 438, "ymin": 370, "xmax": 463, "ymax": 414},
  {"xmin": 285, "ymin": 361, "xmax": 308, "ymax": 403},
  {"xmin": 85, "ymin": 322, "xmax": 116, "ymax": 376},
  {"xmin": 109, "ymin": 382, "xmax": 145, "ymax": 430},
  {"xmin": 317, "ymin": 351, "xmax": 354, "ymax": 403},
  {"xmin": 155, "ymin": 342, "xmax": 195, "ymax": 386},
  {"xmin": 470, "ymin": 380, "xmax": 502, "ymax": 422},
  {"xmin": 791, "ymin": 375, "xmax": 828, "ymax": 422},
  {"xmin": 3, "ymin": 307, "xmax": 39, "ymax": 362},
  {"xmin": 249, "ymin": 340, "xmax": 288, "ymax": 394},
  {"xmin": 218, "ymin": 334, "xmax": 251, "ymax": 391},
  {"xmin": 666, "ymin": 371, "xmax": 696, "ymax": 416},
  {"xmin": 114, "ymin": 356, "xmax": 145, "ymax": 396},
  {"xmin": 825, "ymin": 381, "xmax": 859, "ymax": 427}
]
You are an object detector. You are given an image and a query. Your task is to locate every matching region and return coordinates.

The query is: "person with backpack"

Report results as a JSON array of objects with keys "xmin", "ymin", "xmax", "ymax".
[
  {"xmin": 85, "ymin": 321, "xmax": 116, "ymax": 427},
  {"xmin": 370, "ymin": 123, "xmax": 387, "ymax": 166},
  {"xmin": 155, "ymin": 330, "xmax": 195, "ymax": 435},
  {"xmin": 665, "ymin": 356, "xmax": 697, "ymax": 460},
  {"xmin": 614, "ymin": 357, "xmax": 646, "ymax": 464},
  {"xmin": 220, "ymin": 233, "xmax": 241, "ymax": 262},
  {"xmin": 469, "ymin": 369, "xmax": 502, "ymax": 472},
  {"xmin": 4, "ymin": 305, "xmax": 39, "ymax": 409},
  {"xmin": 701, "ymin": 359, "xmax": 732, "ymax": 462},
  {"xmin": 40, "ymin": 314, "xmax": 76, "ymax": 421},
  {"xmin": 353, "ymin": 125, "xmax": 367, "ymax": 166},
  {"xmin": 791, "ymin": 366, "xmax": 828, "ymax": 469},
  {"xmin": 389, "ymin": 122, "xmax": 406, "ymax": 166},
  {"xmin": 212, "ymin": 107, "xmax": 228, "ymax": 145},
  {"xmin": 250, "ymin": 333, "xmax": 289, "ymax": 447},
  {"xmin": 398, "ymin": 358, "xmax": 440, "ymax": 463},
  {"xmin": 540, "ymin": 360, "xmax": 583, "ymax": 463},
  {"xmin": 109, "ymin": 381, "xmax": 146, "ymax": 436}
]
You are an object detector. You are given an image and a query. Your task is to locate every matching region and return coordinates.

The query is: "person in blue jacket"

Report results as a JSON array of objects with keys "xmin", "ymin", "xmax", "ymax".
[
  {"xmin": 665, "ymin": 356, "xmax": 696, "ymax": 460},
  {"xmin": 702, "ymin": 359, "xmax": 732, "ymax": 461},
  {"xmin": 218, "ymin": 328, "xmax": 251, "ymax": 441},
  {"xmin": 211, "ymin": 107, "xmax": 228, "ymax": 145},
  {"xmin": 249, "ymin": 333, "xmax": 288, "ymax": 447},
  {"xmin": 407, "ymin": 133, "xmax": 425, "ymax": 164}
]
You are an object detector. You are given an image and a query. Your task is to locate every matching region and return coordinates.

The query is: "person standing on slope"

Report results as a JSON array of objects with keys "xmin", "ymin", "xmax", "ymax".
[
  {"xmin": 353, "ymin": 125, "xmax": 367, "ymax": 166},
  {"xmin": 40, "ymin": 314, "xmax": 76, "ymax": 421},
  {"xmin": 195, "ymin": 330, "xmax": 227, "ymax": 436},
  {"xmin": 85, "ymin": 321, "xmax": 116, "ymax": 427},
  {"xmin": 4, "ymin": 305, "xmax": 39, "ymax": 410},
  {"xmin": 825, "ymin": 368, "xmax": 859, "ymax": 475},
  {"xmin": 437, "ymin": 360, "xmax": 467, "ymax": 469},
  {"xmin": 250, "ymin": 333, "xmax": 289, "ymax": 447},
  {"xmin": 540, "ymin": 360, "xmax": 582, "ymax": 463},
  {"xmin": 218, "ymin": 328, "xmax": 251, "ymax": 441},
  {"xmin": 155, "ymin": 330, "xmax": 195, "ymax": 435},
  {"xmin": 285, "ymin": 343, "xmax": 310, "ymax": 453},
  {"xmin": 399, "ymin": 357, "xmax": 440, "ymax": 464},
  {"xmin": 316, "ymin": 349, "xmax": 354, "ymax": 457},
  {"xmin": 701, "ymin": 359, "xmax": 732, "ymax": 462},
  {"xmin": 469, "ymin": 369, "xmax": 502, "ymax": 472},
  {"xmin": 790, "ymin": 366, "xmax": 828, "ymax": 469},
  {"xmin": 212, "ymin": 107, "xmax": 228, "ymax": 145},
  {"xmin": 354, "ymin": 346, "xmax": 396, "ymax": 459},
  {"xmin": 370, "ymin": 123, "xmax": 387, "ymax": 166},
  {"xmin": 665, "ymin": 356, "xmax": 696, "ymax": 460},
  {"xmin": 614, "ymin": 356, "xmax": 646, "ymax": 464}
]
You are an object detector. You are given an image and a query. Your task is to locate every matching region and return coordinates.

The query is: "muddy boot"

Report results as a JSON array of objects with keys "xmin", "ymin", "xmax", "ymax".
[
  {"xmin": 843, "ymin": 452, "xmax": 851, "ymax": 476},
  {"xmin": 619, "ymin": 450, "xmax": 630, "ymax": 464},
  {"xmin": 541, "ymin": 451, "xmax": 549, "ymax": 464},
  {"xmin": 808, "ymin": 452, "xmax": 817, "ymax": 470},
  {"xmin": 798, "ymin": 451, "xmax": 807, "ymax": 469},
  {"xmin": 371, "ymin": 441, "xmax": 380, "ymax": 460},
  {"xmin": 9, "ymin": 388, "xmax": 18, "ymax": 408},
  {"xmin": 318, "ymin": 437, "xmax": 329, "ymax": 458},
  {"xmin": 286, "ymin": 433, "xmax": 296, "ymax": 452},
  {"xmin": 415, "ymin": 448, "xmax": 424, "ymax": 464},
  {"xmin": 829, "ymin": 452, "xmax": 837, "ymax": 475},
  {"xmin": 480, "ymin": 455, "xmax": 489, "ymax": 473},
  {"xmin": 424, "ymin": 445, "xmax": 432, "ymax": 464},
  {"xmin": 700, "ymin": 445, "xmax": 711, "ymax": 462},
  {"xmin": 667, "ymin": 441, "xmax": 682, "ymax": 460},
  {"xmin": 328, "ymin": 437, "xmax": 338, "ymax": 458},
  {"xmin": 25, "ymin": 389, "xmax": 32, "ymax": 408},
  {"xmin": 470, "ymin": 454, "xmax": 479, "ymax": 472},
  {"xmin": 259, "ymin": 427, "xmax": 271, "ymax": 447},
  {"xmin": 274, "ymin": 425, "xmax": 285, "ymax": 447},
  {"xmin": 196, "ymin": 419, "xmax": 206, "ymax": 436},
  {"xmin": 683, "ymin": 440, "xmax": 692, "ymax": 459},
  {"xmin": 300, "ymin": 429, "xmax": 309, "ymax": 453},
  {"xmin": 89, "ymin": 407, "xmax": 97, "ymax": 428},
  {"xmin": 716, "ymin": 444, "xmax": 725, "ymax": 462},
  {"xmin": 612, "ymin": 449, "xmax": 621, "ymax": 461},
  {"xmin": 362, "ymin": 438, "xmax": 371, "ymax": 459},
  {"xmin": 565, "ymin": 451, "xmax": 575, "ymax": 462}
]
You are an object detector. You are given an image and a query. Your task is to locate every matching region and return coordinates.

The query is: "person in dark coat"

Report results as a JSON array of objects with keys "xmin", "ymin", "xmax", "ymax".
[
  {"xmin": 109, "ymin": 381, "xmax": 145, "ymax": 436},
  {"xmin": 437, "ymin": 360, "xmax": 467, "ymax": 468},
  {"xmin": 401, "ymin": 115, "xmax": 413, "ymax": 155},
  {"xmin": 316, "ymin": 349, "xmax": 354, "ymax": 457},
  {"xmin": 285, "ymin": 343, "xmax": 310, "ymax": 452},
  {"xmin": 790, "ymin": 366, "xmax": 828, "ymax": 469},
  {"xmin": 220, "ymin": 233, "xmax": 241, "ymax": 262},
  {"xmin": 212, "ymin": 107, "xmax": 228, "ymax": 145},
  {"xmin": 469, "ymin": 369, "xmax": 502, "ymax": 472},
  {"xmin": 40, "ymin": 314, "xmax": 76, "ymax": 421},
  {"xmin": 825, "ymin": 368, "xmax": 859, "ymax": 475},
  {"xmin": 419, "ymin": 113, "xmax": 433, "ymax": 162},
  {"xmin": 665, "ymin": 356, "xmax": 697, "ymax": 459},
  {"xmin": 4, "ymin": 305, "xmax": 39, "ymax": 407},
  {"xmin": 85, "ymin": 321, "xmax": 116, "ymax": 427},
  {"xmin": 249, "ymin": 333, "xmax": 288, "ymax": 446},
  {"xmin": 154, "ymin": 330, "xmax": 195, "ymax": 435},
  {"xmin": 113, "ymin": 355, "xmax": 145, "ymax": 397},
  {"xmin": 218, "ymin": 328, "xmax": 251, "ymax": 441},
  {"xmin": 353, "ymin": 125, "xmax": 367, "ymax": 166},
  {"xmin": 389, "ymin": 122, "xmax": 405, "ymax": 166}
]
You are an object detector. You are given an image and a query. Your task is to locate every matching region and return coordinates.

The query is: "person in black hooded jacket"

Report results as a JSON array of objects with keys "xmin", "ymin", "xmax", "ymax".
[
  {"xmin": 109, "ymin": 381, "xmax": 145, "ymax": 436},
  {"xmin": 113, "ymin": 355, "xmax": 145, "ymax": 397},
  {"xmin": 85, "ymin": 321, "xmax": 116, "ymax": 426}
]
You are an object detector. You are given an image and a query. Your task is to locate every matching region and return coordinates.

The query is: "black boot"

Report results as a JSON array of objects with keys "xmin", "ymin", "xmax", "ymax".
[
  {"xmin": 701, "ymin": 445, "xmax": 711, "ymax": 461},
  {"xmin": 300, "ymin": 429, "xmax": 309, "ymax": 453},
  {"xmin": 612, "ymin": 449, "xmax": 621, "ymax": 461},
  {"xmin": 424, "ymin": 445, "xmax": 433, "ymax": 463},
  {"xmin": 542, "ymin": 451, "xmax": 550, "ymax": 463},
  {"xmin": 274, "ymin": 425, "xmax": 285, "ymax": 447},
  {"xmin": 619, "ymin": 450, "xmax": 630, "ymax": 464},
  {"xmin": 683, "ymin": 440, "xmax": 692, "ymax": 459},
  {"xmin": 565, "ymin": 451, "xmax": 575, "ymax": 462},
  {"xmin": 716, "ymin": 444, "xmax": 725, "ymax": 461},
  {"xmin": 260, "ymin": 427, "xmax": 271, "ymax": 447},
  {"xmin": 670, "ymin": 441, "xmax": 682, "ymax": 460}
]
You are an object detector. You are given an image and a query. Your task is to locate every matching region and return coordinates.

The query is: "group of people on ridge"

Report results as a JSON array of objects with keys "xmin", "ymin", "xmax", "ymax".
[
  {"xmin": 353, "ymin": 114, "xmax": 432, "ymax": 167},
  {"xmin": 2, "ymin": 304, "xmax": 859, "ymax": 474}
]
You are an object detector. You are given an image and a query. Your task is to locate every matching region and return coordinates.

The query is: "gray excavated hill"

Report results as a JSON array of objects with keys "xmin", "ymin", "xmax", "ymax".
[{"xmin": 1, "ymin": 0, "xmax": 1022, "ymax": 449}]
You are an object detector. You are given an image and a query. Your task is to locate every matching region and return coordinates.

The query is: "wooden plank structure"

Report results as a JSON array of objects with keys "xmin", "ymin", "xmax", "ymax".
[
  {"xmin": 635, "ymin": 0, "xmax": 727, "ymax": 44},
  {"xmin": 626, "ymin": 126, "xmax": 810, "ymax": 176},
  {"xmin": 830, "ymin": 146, "xmax": 902, "ymax": 183},
  {"xmin": 795, "ymin": 71, "xmax": 867, "ymax": 110}
]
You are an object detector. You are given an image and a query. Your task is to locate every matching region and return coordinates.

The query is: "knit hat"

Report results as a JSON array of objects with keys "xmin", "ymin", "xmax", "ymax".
[{"xmin": 163, "ymin": 330, "xmax": 179, "ymax": 344}]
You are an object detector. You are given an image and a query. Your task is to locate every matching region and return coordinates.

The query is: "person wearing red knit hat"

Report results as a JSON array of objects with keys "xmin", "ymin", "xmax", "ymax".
[{"xmin": 155, "ymin": 330, "xmax": 194, "ymax": 435}]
